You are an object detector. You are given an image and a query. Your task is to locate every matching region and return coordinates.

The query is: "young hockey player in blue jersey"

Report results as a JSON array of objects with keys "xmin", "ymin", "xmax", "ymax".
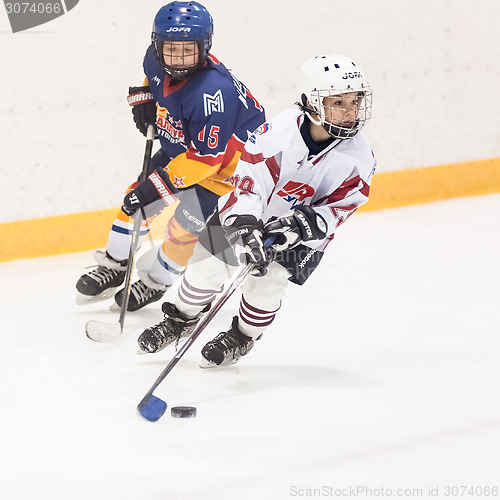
[
  {"xmin": 75, "ymin": 1, "xmax": 265, "ymax": 311},
  {"xmin": 137, "ymin": 54, "xmax": 376, "ymax": 367}
]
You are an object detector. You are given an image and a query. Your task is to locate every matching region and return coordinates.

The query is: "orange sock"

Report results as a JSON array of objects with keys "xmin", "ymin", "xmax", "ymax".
[{"xmin": 161, "ymin": 215, "xmax": 199, "ymax": 267}]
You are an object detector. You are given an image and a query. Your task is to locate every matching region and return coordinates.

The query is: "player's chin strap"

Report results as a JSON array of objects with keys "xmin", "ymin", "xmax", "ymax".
[
  {"xmin": 295, "ymin": 93, "xmax": 324, "ymax": 127},
  {"xmin": 295, "ymin": 94, "xmax": 319, "ymax": 116}
]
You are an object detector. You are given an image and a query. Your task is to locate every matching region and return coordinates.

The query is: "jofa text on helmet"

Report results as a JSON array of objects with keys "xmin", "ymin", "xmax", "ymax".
[
  {"xmin": 342, "ymin": 72, "xmax": 363, "ymax": 79},
  {"xmin": 165, "ymin": 27, "xmax": 192, "ymax": 32}
]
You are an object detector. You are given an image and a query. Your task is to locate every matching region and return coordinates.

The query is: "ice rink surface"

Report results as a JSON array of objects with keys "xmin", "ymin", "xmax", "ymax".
[{"xmin": 1, "ymin": 194, "xmax": 499, "ymax": 500}]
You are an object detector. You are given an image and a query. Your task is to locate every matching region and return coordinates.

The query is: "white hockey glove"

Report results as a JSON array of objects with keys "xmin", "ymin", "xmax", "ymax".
[
  {"xmin": 223, "ymin": 215, "xmax": 273, "ymax": 275},
  {"xmin": 264, "ymin": 206, "xmax": 328, "ymax": 252}
]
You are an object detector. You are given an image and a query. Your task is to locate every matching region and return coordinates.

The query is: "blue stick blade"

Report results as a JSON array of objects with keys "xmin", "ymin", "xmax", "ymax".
[{"xmin": 137, "ymin": 395, "xmax": 167, "ymax": 422}]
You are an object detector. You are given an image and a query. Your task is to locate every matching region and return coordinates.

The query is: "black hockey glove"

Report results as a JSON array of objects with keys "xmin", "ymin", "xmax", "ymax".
[
  {"xmin": 127, "ymin": 86, "xmax": 156, "ymax": 137},
  {"xmin": 122, "ymin": 171, "xmax": 177, "ymax": 217},
  {"xmin": 223, "ymin": 215, "xmax": 273, "ymax": 276},
  {"xmin": 264, "ymin": 206, "xmax": 328, "ymax": 252}
]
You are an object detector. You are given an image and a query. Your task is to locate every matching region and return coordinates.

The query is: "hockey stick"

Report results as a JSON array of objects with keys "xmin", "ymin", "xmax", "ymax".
[
  {"xmin": 85, "ymin": 125, "xmax": 156, "ymax": 343},
  {"xmin": 137, "ymin": 261, "xmax": 256, "ymax": 422}
]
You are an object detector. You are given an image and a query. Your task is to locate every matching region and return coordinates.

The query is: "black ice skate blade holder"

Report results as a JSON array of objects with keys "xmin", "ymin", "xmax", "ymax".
[
  {"xmin": 137, "ymin": 237, "xmax": 275, "ymax": 422},
  {"xmin": 85, "ymin": 125, "xmax": 155, "ymax": 343}
]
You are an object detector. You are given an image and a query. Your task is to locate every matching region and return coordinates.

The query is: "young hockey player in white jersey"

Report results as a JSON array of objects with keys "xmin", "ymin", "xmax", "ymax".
[{"xmin": 137, "ymin": 54, "xmax": 376, "ymax": 366}]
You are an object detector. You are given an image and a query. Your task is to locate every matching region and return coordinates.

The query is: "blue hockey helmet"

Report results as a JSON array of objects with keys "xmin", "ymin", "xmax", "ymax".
[{"xmin": 152, "ymin": 1, "xmax": 214, "ymax": 79}]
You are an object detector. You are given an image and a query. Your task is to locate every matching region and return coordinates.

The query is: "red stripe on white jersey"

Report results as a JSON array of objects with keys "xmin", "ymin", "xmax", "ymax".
[
  {"xmin": 314, "ymin": 175, "xmax": 363, "ymax": 205},
  {"xmin": 219, "ymin": 191, "xmax": 238, "ymax": 214},
  {"xmin": 265, "ymin": 155, "xmax": 280, "ymax": 186},
  {"xmin": 240, "ymin": 150, "xmax": 264, "ymax": 165},
  {"xmin": 360, "ymin": 178, "xmax": 370, "ymax": 197}
]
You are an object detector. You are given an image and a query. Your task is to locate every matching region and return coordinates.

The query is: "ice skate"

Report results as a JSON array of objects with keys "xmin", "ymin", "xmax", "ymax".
[
  {"xmin": 137, "ymin": 302, "xmax": 202, "ymax": 354},
  {"xmin": 75, "ymin": 250, "xmax": 127, "ymax": 304},
  {"xmin": 113, "ymin": 279, "xmax": 167, "ymax": 312},
  {"xmin": 75, "ymin": 266, "xmax": 126, "ymax": 304},
  {"xmin": 200, "ymin": 317, "xmax": 255, "ymax": 368}
]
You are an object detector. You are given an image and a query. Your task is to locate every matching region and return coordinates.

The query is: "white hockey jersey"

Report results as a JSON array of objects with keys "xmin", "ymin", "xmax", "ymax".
[{"xmin": 218, "ymin": 108, "xmax": 376, "ymax": 252}]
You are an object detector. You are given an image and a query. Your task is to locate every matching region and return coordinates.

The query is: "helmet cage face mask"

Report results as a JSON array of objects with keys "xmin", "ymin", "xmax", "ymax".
[
  {"xmin": 153, "ymin": 38, "xmax": 206, "ymax": 79},
  {"xmin": 152, "ymin": 1, "xmax": 213, "ymax": 79},
  {"xmin": 297, "ymin": 54, "xmax": 373, "ymax": 139},
  {"xmin": 310, "ymin": 87, "xmax": 373, "ymax": 139}
]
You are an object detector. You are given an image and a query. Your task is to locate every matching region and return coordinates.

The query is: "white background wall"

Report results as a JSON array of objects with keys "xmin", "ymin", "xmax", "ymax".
[{"xmin": 1, "ymin": 0, "xmax": 499, "ymax": 222}]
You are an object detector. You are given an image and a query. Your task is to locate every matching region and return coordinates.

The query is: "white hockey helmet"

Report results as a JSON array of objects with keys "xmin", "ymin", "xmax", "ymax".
[{"xmin": 296, "ymin": 54, "xmax": 372, "ymax": 139}]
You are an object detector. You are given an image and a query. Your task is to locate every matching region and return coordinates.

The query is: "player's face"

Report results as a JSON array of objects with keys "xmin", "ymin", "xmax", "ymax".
[
  {"xmin": 162, "ymin": 41, "xmax": 199, "ymax": 69},
  {"xmin": 322, "ymin": 92, "xmax": 363, "ymax": 127}
]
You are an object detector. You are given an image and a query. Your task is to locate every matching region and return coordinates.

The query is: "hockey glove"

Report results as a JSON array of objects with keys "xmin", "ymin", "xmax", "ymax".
[
  {"xmin": 122, "ymin": 171, "xmax": 177, "ymax": 217},
  {"xmin": 127, "ymin": 86, "xmax": 157, "ymax": 137},
  {"xmin": 223, "ymin": 215, "xmax": 273, "ymax": 276},
  {"xmin": 264, "ymin": 206, "xmax": 328, "ymax": 252}
]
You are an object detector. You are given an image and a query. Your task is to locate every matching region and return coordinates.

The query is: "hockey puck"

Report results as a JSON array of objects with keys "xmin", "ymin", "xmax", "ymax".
[{"xmin": 171, "ymin": 406, "xmax": 197, "ymax": 418}]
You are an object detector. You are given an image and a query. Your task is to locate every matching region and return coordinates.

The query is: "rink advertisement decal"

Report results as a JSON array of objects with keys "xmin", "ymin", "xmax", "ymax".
[
  {"xmin": 1, "ymin": 158, "xmax": 499, "ymax": 262},
  {"xmin": 3, "ymin": 0, "xmax": 79, "ymax": 33}
]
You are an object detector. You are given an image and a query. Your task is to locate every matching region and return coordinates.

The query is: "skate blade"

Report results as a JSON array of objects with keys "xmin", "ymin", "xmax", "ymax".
[
  {"xmin": 199, "ymin": 357, "xmax": 240, "ymax": 369},
  {"xmin": 75, "ymin": 288, "xmax": 117, "ymax": 305},
  {"xmin": 199, "ymin": 360, "xmax": 217, "ymax": 369},
  {"xmin": 109, "ymin": 302, "xmax": 120, "ymax": 312},
  {"xmin": 199, "ymin": 358, "xmax": 222, "ymax": 369},
  {"xmin": 85, "ymin": 320, "xmax": 122, "ymax": 343}
]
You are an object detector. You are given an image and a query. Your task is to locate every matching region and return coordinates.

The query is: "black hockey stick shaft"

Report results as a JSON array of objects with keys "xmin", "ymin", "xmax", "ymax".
[
  {"xmin": 138, "ymin": 262, "xmax": 255, "ymax": 406},
  {"xmin": 118, "ymin": 124, "xmax": 155, "ymax": 331}
]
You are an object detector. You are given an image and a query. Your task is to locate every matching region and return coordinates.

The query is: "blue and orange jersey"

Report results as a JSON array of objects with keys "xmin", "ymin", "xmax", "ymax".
[{"xmin": 142, "ymin": 46, "xmax": 266, "ymax": 196}]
